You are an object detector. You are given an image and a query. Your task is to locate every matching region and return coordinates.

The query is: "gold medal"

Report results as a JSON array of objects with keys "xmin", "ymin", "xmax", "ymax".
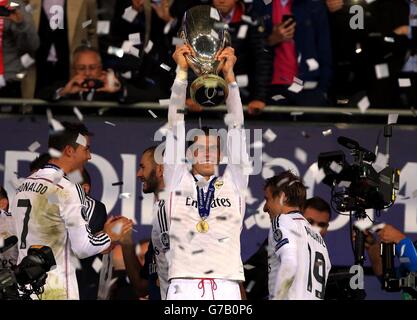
[
  {"xmin": 196, "ymin": 220, "xmax": 209, "ymax": 233},
  {"xmin": 214, "ymin": 180, "xmax": 224, "ymax": 190}
]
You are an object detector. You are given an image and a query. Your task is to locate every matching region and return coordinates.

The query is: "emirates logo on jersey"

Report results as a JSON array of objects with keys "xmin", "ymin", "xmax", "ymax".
[{"xmin": 185, "ymin": 196, "xmax": 232, "ymax": 208}]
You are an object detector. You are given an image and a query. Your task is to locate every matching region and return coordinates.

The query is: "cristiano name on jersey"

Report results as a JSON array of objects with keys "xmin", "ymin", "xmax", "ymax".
[
  {"xmin": 304, "ymin": 225, "xmax": 326, "ymax": 248},
  {"xmin": 185, "ymin": 196, "xmax": 231, "ymax": 209},
  {"xmin": 16, "ymin": 181, "xmax": 49, "ymax": 195}
]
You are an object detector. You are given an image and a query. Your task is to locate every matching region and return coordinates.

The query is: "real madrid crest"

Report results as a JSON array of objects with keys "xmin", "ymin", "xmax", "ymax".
[
  {"xmin": 273, "ymin": 228, "xmax": 283, "ymax": 242},
  {"xmin": 160, "ymin": 232, "xmax": 170, "ymax": 250},
  {"xmin": 214, "ymin": 179, "xmax": 224, "ymax": 190}
]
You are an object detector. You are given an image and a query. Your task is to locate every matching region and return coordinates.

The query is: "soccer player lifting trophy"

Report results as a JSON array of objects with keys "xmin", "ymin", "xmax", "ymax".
[{"xmin": 179, "ymin": 5, "xmax": 231, "ymax": 108}]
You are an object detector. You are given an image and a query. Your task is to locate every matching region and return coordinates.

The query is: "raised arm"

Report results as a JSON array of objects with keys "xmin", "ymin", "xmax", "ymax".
[
  {"xmin": 218, "ymin": 47, "xmax": 249, "ymax": 190},
  {"xmin": 163, "ymin": 45, "xmax": 191, "ymax": 190}
]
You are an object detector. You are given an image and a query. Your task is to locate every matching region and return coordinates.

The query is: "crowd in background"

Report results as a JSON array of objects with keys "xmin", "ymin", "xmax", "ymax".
[{"xmin": 0, "ymin": 0, "xmax": 415, "ymax": 112}]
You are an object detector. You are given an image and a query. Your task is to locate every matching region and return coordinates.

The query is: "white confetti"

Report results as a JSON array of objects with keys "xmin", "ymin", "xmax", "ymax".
[
  {"xmin": 210, "ymin": 7, "xmax": 220, "ymax": 21},
  {"xmin": 244, "ymin": 215, "xmax": 256, "ymax": 230},
  {"xmin": 384, "ymin": 36, "xmax": 395, "ymax": 43},
  {"xmin": 263, "ymin": 129, "xmax": 277, "ymax": 143},
  {"xmin": 28, "ymin": 141, "xmax": 41, "ymax": 152},
  {"xmin": 306, "ymin": 58, "xmax": 319, "ymax": 71},
  {"xmin": 369, "ymin": 223, "xmax": 386, "ymax": 233},
  {"xmin": 135, "ymin": 244, "xmax": 141, "ymax": 256},
  {"xmin": 314, "ymin": 167, "xmax": 326, "ymax": 184},
  {"xmin": 0, "ymin": 75, "xmax": 5, "ymax": 88},
  {"xmin": 128, "ymin": 46, "xmax": 140, "ymax": 58},
  {"xmin": 111, "ymin": 222, "xmax": 123, "ymax": 235},
  {"xmin": 211, "ymin": 29, "xmax": 219, "ymax": 40},
  {"xmin": 48, "ymin": 148, "xmax": 62, "ymax": 158},
  {"xmin": 288, "ymin": 79, "xmax": 303, "ymax": 93},
  {"xmin": 47, "ymin": 193, "xmax": 60, "ymax": 204},
  {"xmin": 358, "ymin": 96, "xmax": 370, "ymax": 113},
  {"xmin": 322, "ymin": 129, "xmax": 332, "ymax": 136},
  {"xmin": 68, "ymin": 170, "xmax": 83, "ymax": 184},
  {"xmin": 365, "ymin": 0, "xmax": 376, "ymax": 3},
  {"xmin": 16, "ymin": 72, "xmax": 26, "ymax": 80},
  {"xmin": 73, "ymin": 107, "xmax": 83, "ymax": 121},
  {"xmin": 236, "ymin": 74, "xmax": 249, "ymax": 88},
  {"xmin": 0, "ymin": 163, "xmax": 4, "ymax": 171},
  {"xmin": 97, "ymin": 20, "xmax": 110, "ymax": 35},
  {"xmin": 159, "ymin": 99, "xmax": 170, "ymax": 106},
  {"xmin": 164, "ymin": 20, "xmax": 174, "ymax": 34},
  {"xmin": 263, "ymin": 0, "xmax": 272, "ymax": 4},
  {"xmin": 388, "ymin": 113, "xmax": 399, "ymax": 125},
  {"xmin": 0, "ymin": 237, "xmax": 3, "ymax": 249},
  {"xmin": 355, "ymin": 43, "xmax": 362, "ymax": 54},
  {"xmin": 290, "ymin": 111, "xmax": 304, "ymax": 116},
  {"xmin": 119, "ymin": 193, "xmax": 131, "ymax": 199},
  {"xmin": 271, "ymin": 94, "xmax": 285, "ymax": 101},
  {"xmin": 241, "ymin": 15, "xmax": 255, "ymax": 25},
  {"xmin": 148, "ymin": 110, "xmax": 158, "ymax": 118},
  {"xmin": 250, "ymin": 141, "xmax": 264, "ymax": 149},
  {"xmin": 105, "ymin": 121, "xmax": 116, "ymax": 127},
  {"xmin": 237, "ymin": 24, "xmax": 248, "ymax": 39},
  {"xmin": 92, "ymin": 257, "xmax": 103, "ymax": 273},
  {"xmin": 128, "ymin": 33, "xmax": 141, "ymax": 45},
  {"xmin": 82, "ymin": 19, "xmax": 92, "ymax": 29},
  {"xmin": 398, "ymin": 78, "xmax": 412, "ymax": 88},
  {"xmin": 20, "ymin": 54, "xmax": 35, "ymax": 68},
  {"xmin": 330, "ymin": 161, "xmax": 343, "ymax": 173},
  {"xmin": 244, "ymin": 264, "xmax": 255, "ymax": 270},
  {"xmin": 122, "ymin": 40, "xmax": 134, "ymax": 54},
  {"xmin": 121, "ymin": 71, "xmax": 132, "ymax": 79},
  {"xmin": 303, "ymin": 81, "xmax": 318, "ymax": 90},
  {"xmin": 412, "ymin": 190, "xmax": 417, "ymax": 198},
  {"xmin": 354, "ymin": 219, "xmax": 373, "ymax": 232},
  {"xmin": 76, "ymin": 134, "xmax": 87, "ymax": 147},
  {"xmin": 338, "ymin": 180, "xmax": 351, "ymax": 188},
  {"xmin": 122, "ymin": 6, "xmax": 138, "ymax": 23},
  {"xmin": 107, "ymin": 46, "xmax": 124, "ymax": 58},
  {"xmin": 172, "ymin": 37, "xmax": 185, "ymax": 46},
  {"xmin": 144, "ymin": 40, "xmax": 154, "ymax": 54},
  {"xmin": 295, "ymin": 147, "xmax": 307, "ymax": 164},
  {"xmin": 373, "ymin": 153, "xmax": 389, "ymax": 171},
  {"xmin": 50, "ymin": 118, "xmax": 65, "ymax": 132},
  {"xmin": 160, "ymin": 63, "xmax": 171, "ymax": 72},
  {"xmin": 375, "ymin": 63, "xmax": 389, "ymax": 79}
]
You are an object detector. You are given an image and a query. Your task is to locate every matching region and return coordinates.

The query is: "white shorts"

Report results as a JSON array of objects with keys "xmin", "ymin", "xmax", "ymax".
[{"xmin": 166, "ymin": 278, "xmax": 241, "ymax": 300}]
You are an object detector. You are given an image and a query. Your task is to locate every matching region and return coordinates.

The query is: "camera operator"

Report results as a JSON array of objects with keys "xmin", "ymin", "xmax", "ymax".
[{"xmin": 39, "ymin": 46, "xmax": 127, "ymax": 102}]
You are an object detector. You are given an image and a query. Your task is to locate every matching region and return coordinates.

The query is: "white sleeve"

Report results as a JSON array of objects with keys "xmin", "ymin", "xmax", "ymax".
[
  {"xmin": 164, "ymin": 78, "xmax": 188, "ymax": 191},
  {"xmin": 59, "ymin": 184, "xmax": 110, "ymax": 259},
  {"xmin": 271, "ymin": 215, "xmax": 299, "ymax": 300},
  {"xmin": 224, "ymin": 82, "xmax": 249, "ymax": 191}
]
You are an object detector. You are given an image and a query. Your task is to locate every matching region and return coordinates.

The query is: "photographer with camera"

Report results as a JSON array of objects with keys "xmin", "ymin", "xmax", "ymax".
[{"xmin": 39, "ymin": 46, "xmax": 127, "ymax": 102}]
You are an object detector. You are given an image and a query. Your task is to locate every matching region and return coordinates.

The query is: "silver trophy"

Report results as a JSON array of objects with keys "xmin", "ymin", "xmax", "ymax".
[{"xmin": 179, "ymin": 5, "xmax": 231, "ymax": 108}]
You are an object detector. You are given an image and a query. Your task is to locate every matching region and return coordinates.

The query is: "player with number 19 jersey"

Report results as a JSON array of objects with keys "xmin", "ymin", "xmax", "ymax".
[
  {"xmin": 11, "ymin": 164, "xmax": 111, "ymax": 300},
  {"xmin": 268, "ymin": 212, "xmax": 331, "ymax": 300}
]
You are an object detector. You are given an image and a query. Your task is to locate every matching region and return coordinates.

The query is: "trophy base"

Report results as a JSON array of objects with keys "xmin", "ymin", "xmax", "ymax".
[{"xmin": 190, "ymin": 74, "xmax": 229, "ymax": 108}]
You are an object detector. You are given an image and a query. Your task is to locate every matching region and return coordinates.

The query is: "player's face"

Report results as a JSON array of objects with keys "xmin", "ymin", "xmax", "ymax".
[
  {"xmin": 137, "ymin": 151, "xmax": 159, "ymax": 194},
  {"xmin": 72, "ymin": 136, "xmax": 91, "ymax": 170},
  {"xmin": 263, "ymin": 187, "xmax": 282, "ymax": 218},
  {"xmin": 303, "ymin": 207, "xmax": 330, "ymax": 237},
  {"xmin": 191, "ymin": 135, "xmax": 221, "ymax": 177}
]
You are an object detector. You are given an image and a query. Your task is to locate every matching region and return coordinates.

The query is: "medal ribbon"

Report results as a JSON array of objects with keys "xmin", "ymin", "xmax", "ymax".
[{"xmin": 196, "ymin": 177, "xmax": 218, "ymax": 220}]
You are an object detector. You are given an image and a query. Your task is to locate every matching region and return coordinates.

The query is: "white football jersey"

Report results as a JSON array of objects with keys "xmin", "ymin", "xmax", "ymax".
[
  {"xmin": 268, "ymin": 212, "xmax": 331, "ymax": 300},
  {"xmin": 10, "ymin": 164, "xmax": 111, "ymax": 300},
  {"xmin": 163, "ymin": 79, "xmax": 249, "ymax": 283},
  {"xmin": 151, "ymin": 199, "xmax": 170, "ymax": 300},
  {"xmin": 0, "ymin": 209, "xmax": 18, "ymax": 268}
]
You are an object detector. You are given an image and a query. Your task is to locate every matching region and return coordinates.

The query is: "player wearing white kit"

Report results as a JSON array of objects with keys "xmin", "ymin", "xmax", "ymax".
[
  {"xmin": 263, "ymin": 171, "xmax": 331, "ymax": 300},
  {"xmin": 164, "ymin": 45, "xmax": 250, "ymax": 300},
  {"xmin": 10, "ymin": 122, "xmax": 131, "ymax": 300},
  {"xmin": 121, "ymin": 146, "xmax": 171, "ymax": 299}
]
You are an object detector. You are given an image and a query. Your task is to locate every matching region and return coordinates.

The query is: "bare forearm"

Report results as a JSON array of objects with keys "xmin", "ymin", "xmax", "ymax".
[{"xmin": 121, "ymin": 243, "xmax": 148, "ymax": 298}]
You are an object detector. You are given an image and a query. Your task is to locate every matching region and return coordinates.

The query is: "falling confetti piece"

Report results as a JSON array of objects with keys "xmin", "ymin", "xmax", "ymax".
[
  {"xmin": 271, "ymin": 94, "xmax": 285, "ymax": 101},
  {"xmin": 160, "ymin": 63, "xmax": 171, "ymax": 72},
  {"xmin": 237, "ymin": 24, "xmax": 248, "ymax": 39},
  {"xmin": 354, "ymin": 219, "xmax": 373, "ymax": 232},
  {"xmin": 373, "ymin": 153, "xmax": 389, "ymax": 171},
  {"xmin": 68, "ymin": 170, "xmax": 83, "ymax": 184},
  {"xmin": 92, "ymin": 257, "xmax": 103, "ymax": 273},
  {"xmin": 97, "ymin": 20, "xmax": 110, "ymax": 35},
  {"xmin": 330, "ymin": 161, "xmax": 343, "ymax": 173},
  {"xmin": 148, "ymin": 110, "xmax": 158, "ymax": 118},
  {"xmin": 82, "ymin": 19, "xmax": 92, "ymax": 29},
  {"xmin": 48, "ymin": 148, "xmax": 62, "ymax": 158},
  {"xmin": 105, "ymin": 121, "xmax": 116, "ymax": 126},
  {"xmin": 338, "ymin": 181, "xmax": 351, "ymax": 188},
  {"xmin": 398, "ymin": 78, "xmax": 411, "ymax": 88},
  {"xmin": 122, "ymin": 6, "xmax": 138, "ymax": 23},
  {"xmin": 20, "ymin": 53, "xmax": 35, "ymax": 68},
  {"xmin": 128, "ymin": 33, "xmax": 141, "ymax": 45},
  {"xmin": 144, "ymin": 40, "xmax": 154, "ymax": 54},
  {"xmin": 322, "ymin": 129, "xmax": 332, "ymax": 136},
  {"xmin": 375, "ymin": 63, "xmax": 389, "ymax": 79},
  {"xmin": 236, "ymin": 74, "xmax": 249, "ymax": 88},
  {"xmin": 294, "ymin": 147, "xmax": 307, "ymax": 164},
  {"xmin": 76, "ymin": 134, "xmax": 87, "ymax": 147},
  {"xmin": 119, "ymin": 193, "xmax": 131, "ymax": 199},
  {"xmin": 387, "ymin": 114, "xmax": 399, "ymax": 125},
  {"xmin": 28, "ymin": 141, "xmax": 41, "ymax": 152},
  {"xmin": 358, "ymin": 96, "xmax": 370, "ymax": 114},
  {"xmin": 159, "ymin": 99, "xmax": 170, "ymax": 106},
  {"xmin": 210, "ymin": 7, "xmax": 220, "ymax": 21},
  {"xmin": 73, "ymin": 107, "xmax": 83, "ymax": 122},
  {"xmin": 263, "ymin": 129, "xmax": 277, "ymax": 143},
  {"xmin": 306, "ymin": 58, "xmax": 319, "ymax": 71},
  {"xmin": 244, "ymin": 215, "xmax": 256, "ymax": 230}
]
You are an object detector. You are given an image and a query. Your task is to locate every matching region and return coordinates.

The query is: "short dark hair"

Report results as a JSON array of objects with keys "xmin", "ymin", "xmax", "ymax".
[
  {"xmin": 0, "ymin": 186, "xmax": 8, "ymax": 201},
  {"xmin": 264, "ymin": 170, "xmax": 306, "ymax": 208},
  {"xmin": 186, "ymin": 126, "xmax": 225, "ymax": 154},
  {"xmin": 81, "ymin": 168, "xmax": 91, "ymax": 187},
  {"xmin": 48, "ymin": 121, "xmax": 93, "ymax": 153},
  {"xmin": 30, "ymin": 153, "xmax": 52, "ymax": 172},
  {"xmin": 304, "ymin": 197, "xmax": 332, "ymax": 220}
]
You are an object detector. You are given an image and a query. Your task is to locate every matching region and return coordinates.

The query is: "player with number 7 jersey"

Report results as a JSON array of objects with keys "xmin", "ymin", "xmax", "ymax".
[{"xmin": 10, "ymin": 122, "xmax": 130, "ymax": 300}]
